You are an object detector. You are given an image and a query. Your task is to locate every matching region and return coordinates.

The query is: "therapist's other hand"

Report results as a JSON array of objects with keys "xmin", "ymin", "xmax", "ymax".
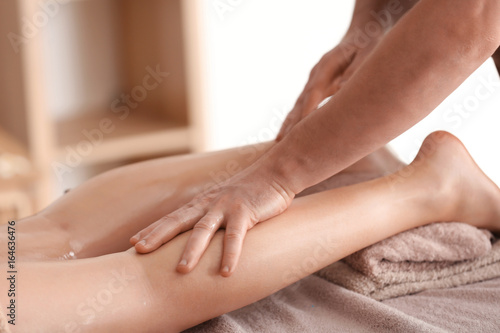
[
  {"xmin": 130, "ymin": 163, "xmax": 295, "ymax": 277},
  {"xmin": 277, "ymin": 32, "xmax": 383, "ymax": 141}
]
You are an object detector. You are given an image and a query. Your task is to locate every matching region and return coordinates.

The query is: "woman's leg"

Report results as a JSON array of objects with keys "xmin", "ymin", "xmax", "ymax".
[
  {"xmin": 3, "ymin": 132, "xmax": 500, "ymax": 332},
  {"xmin": 6, "ymin": 142, "xmax": 274, "ymax": 260},
  {"xmin": 6, "ymin": 141, "xmax": 403, "ymax": 261}
]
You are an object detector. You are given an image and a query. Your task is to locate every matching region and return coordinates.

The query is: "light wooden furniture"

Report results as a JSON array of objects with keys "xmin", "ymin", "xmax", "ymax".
[
  {"xmin": 0, "ymin": 0, "xmax": 208, "ymax": 211},
  {"xmin": 0, "ymin": 183, "xmax": 34, "ymax": 224},
  {"xmin": 0, "ymin": 127, "xmax": 35, "ymax": 222}
]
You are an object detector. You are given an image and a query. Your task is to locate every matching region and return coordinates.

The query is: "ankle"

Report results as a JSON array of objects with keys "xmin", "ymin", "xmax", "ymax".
[{"xmin": 389, "ymin": 157, "xmax": 457, "ymax": 225}]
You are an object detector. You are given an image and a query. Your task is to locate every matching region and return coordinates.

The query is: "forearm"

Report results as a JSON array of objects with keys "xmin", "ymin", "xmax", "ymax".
[
  {"xmin": 348, "ymin": 0, "xmax": 391, "ymax": 29},
  {"xmin": 269, "ymin": 0, "xmax": 500, "ymax": 194},
  {"xmin": 346, "ymin": 0, "xmax": 417, "ymax": 34},
  {"xmin": 346, "ymin": 0, "xmax": 419, "ymax": 35}
]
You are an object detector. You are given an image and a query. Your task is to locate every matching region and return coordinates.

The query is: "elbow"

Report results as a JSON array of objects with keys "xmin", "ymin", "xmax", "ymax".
[
  {"xmin": 424, "ymin": 0, "xmax": 500, "ymax": 60},
  {"xmin": 460, "ymin": 0, "xmax": 500, "ymax": 57}
]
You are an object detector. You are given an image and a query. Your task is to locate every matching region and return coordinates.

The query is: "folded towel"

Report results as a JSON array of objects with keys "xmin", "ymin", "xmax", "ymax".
[{"xmin": 315, "ymin": 222, "xmax": 499, "ymax": 301}]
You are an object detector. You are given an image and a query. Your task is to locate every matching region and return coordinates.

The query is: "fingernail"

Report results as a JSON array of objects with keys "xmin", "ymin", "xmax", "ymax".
[
  {"xmin": 178, "ymin": 259, "xmax": 187, "ymax": 266},
  {"xmin": 138, "ymin": 240, "xmax": 146, "ymax": 246},
  {"xmin": 130, "ymin": 235, "xmax": 138, "ymax": 242},
  {"xmin": 222, "ymin": 266, "xmax": 230, "ymax": 273}
]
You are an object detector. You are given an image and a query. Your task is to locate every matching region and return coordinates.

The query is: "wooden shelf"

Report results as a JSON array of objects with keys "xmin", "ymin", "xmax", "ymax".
[
  {"xmin": 0, "ymin": 126, "xmax": 33, "ymax": 180},
  {"xmin": 0, "ymin": 126, "xmax": 35, "ymax": 220},
  {"xmin": 0, "ymin": 126, "xmax": 28, "ymax": 157},
  {"xmin": 0, "ymin": 0, "xmax": 207, "ymax": 209},
  {"xmin": 55, "ymin": 112, "xmax": 191, "ymax": 166}
]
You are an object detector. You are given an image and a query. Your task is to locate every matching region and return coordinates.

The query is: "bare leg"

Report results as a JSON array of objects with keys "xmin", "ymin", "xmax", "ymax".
[
  {"xmin": 3, "ymin": 132, "xmax": 500, "ymax": 332},
  {"xmin": 4, "ymin": 143, "xmax": 403, "ymax": 261},
  {"xmin": 4, "ymin": 143, "xmax": 273, "ymax": 261}
]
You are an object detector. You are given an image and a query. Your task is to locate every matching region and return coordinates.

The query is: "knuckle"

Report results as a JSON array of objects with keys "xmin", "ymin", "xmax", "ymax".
[
  {"xmin": 225, "ymin": 223, "xmax": 246, "ymax": 237},
  {"xmin": 194, "ymin": 220, "xmax": 217, "ymax": 232},
  {"xmin": 158, "ymin": 215, "xmax": 172, "ymax": 224},
  {"xmin": 230, "ymin": 199, "xmax": 248, "ymax": 211},
  {"xmin": 193, "ymin": 194, "xmax": 211, "ymax": 206},
  {"xmin": 205, "ymin": 210, "xmax": 224, "ymax": 221},
  {"xmin": 184, "ymin": 201, "xmax": 198, "ymax": 210},
  {"xmin": 225, "ymin": 231, "xmax": 243, "ymax": 242}
]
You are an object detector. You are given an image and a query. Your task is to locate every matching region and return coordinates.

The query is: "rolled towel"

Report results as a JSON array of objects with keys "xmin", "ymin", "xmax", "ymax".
[{"xmin": 315, "ymin": 222, "xmax": 499, "ymax": 301}]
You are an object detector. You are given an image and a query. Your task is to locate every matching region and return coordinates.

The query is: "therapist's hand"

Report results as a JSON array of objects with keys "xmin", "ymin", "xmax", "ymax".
[
  {"xmin": 130, "ymin": 162, "xmax": 295, "ymax": 277},
  {"xmin": 277, "ymin": 32, "xmax": 384, "ymax": 141}
]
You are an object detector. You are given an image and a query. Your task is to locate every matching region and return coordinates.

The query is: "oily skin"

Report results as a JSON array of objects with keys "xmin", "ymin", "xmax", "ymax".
[
  {"xmin": 2, "ymin": 132, "xmax": 500, "ymax": 332},
  {"xmin": 2, "ymin": 141, "xmax": 398, "ymax": 262},
  {"xmin": 133, "ymin": 0, "xmax": 500, "ymax": 276}
]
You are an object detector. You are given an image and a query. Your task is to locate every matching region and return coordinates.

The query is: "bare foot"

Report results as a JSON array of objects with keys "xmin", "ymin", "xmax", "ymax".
[{"xmin": 404, "ymin": 131, "xmax": 500, "ymax": 232}]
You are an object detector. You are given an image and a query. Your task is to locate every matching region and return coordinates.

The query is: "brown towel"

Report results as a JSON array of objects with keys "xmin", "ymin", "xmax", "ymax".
[{"xmin": 316, "ymin": 222, "xmax": 499, "ymax": 301}]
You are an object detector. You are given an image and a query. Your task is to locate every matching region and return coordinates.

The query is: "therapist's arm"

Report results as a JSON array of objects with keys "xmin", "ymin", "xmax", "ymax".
[
  {"xmin": 267, "ymin": 0, "xmax": 500, "ymax": 195},
  {"xmin": 132, "ymin": 0, "xmax": 500, "ymax": 277},
  {"xmin": 277, "ymin": 0, "xmax": 419, "ymax": 139}
]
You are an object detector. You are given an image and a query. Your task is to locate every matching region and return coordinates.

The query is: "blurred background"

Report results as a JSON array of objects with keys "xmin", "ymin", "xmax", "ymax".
[{"xmin": 0, "ymin": 0, "xmax": 499, "ymax": 222}]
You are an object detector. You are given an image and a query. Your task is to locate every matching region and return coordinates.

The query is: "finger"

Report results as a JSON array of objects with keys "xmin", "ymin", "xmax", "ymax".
[
  {"xmin": 130, "ymin": 208, "xmax": 185, "ymax": 245},
  {"xmin": 322, "ymin": 48, "xmax": 354, "ymax": 79},
  {"xmin": 282, "ymin": 89, "xmax": 322, "ymax": 137},
  {"xmin": 338, "ymin": 52, "xmax": 366, "ymax": 88},
  {"xmin": 279, "ymin": 48, "xmax": 353, "ymax": 140},
  {"xmin": 176, "ymin": 212, "xmax": 224, "ymax": 273},
  {"xmin": 325, "ymin": 76, "xmax": 344, "ymax": 97},
  {"xmin": 134, "ymin": 206, "xmax": 204, "ymax": 253},
  {"xmin": 277, "ymin": 116, "xmax": 297, "ymax": 141},
  {"xmin": 130, "ymin": 222, "xmax": 158, "ymax": 245},
  {"xmin": 220, "ymin": 215, "xmax": 249, "ymax": 277},
  {"xmin": 301, "ymin": 88, "xmax": 326, "ymax": 117},
  {"xmin": 276, "ymin": 105, "xmax": 302, "ymax": 140}
]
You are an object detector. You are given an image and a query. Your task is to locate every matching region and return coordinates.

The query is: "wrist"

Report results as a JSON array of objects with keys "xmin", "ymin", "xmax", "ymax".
[
  {"xmin": 238, "ymin": 156, "xmax": 297, "ymax": 209},
  {"xmin": 255, "ymin": 132, "xmax": 317, "ymax": 196}
]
